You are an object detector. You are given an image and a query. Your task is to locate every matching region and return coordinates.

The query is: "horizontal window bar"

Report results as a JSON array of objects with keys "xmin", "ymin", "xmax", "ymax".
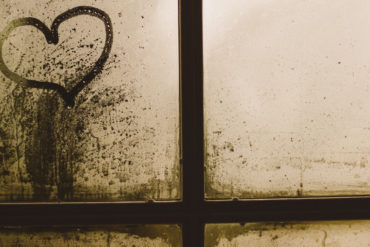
[{"xmin": 2, "ymin": 196, "xmax": 370, "ymax": 225}]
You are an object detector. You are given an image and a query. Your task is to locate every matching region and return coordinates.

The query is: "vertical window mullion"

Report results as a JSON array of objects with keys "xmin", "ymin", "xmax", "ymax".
[{"xmin": 180, "ymin": 0, "xmax": 204, "ymax": 246}]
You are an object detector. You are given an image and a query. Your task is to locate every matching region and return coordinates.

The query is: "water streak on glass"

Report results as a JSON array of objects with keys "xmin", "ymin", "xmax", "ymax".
[
  {"xmin": 0, "ymin": 0, "xmax": 179, "ymax": 202},
  {"xmin": 204, "ymin": 0, "xmax": 370, "ymax": 198}
]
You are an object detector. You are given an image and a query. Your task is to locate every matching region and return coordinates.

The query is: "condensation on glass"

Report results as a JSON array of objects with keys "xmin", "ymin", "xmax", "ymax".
[
  {"xmin": 0, "ymin": 225, "xmax": 182, "ymax": 247},
  {"xmin": 0, "ymin": 0, "xmax": 179, "ymax": 202},
  {"xmin": 205, "ymin": 221, "xmax": 370, "ymax": 247},
  {"xmin": 204, "ymin": 0, "xmax": 370, "ymax": 199}
]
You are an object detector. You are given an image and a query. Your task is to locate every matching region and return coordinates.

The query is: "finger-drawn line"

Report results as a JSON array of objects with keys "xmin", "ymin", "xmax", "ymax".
[{"xmin": 0, "ymin": 6, "xmax": 113, "ymax": 107}]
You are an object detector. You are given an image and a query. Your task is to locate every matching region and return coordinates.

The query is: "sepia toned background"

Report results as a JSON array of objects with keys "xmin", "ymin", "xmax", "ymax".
[{"xmin": 0, "ymin": 0, "xmax": 179, "ymax": 202}]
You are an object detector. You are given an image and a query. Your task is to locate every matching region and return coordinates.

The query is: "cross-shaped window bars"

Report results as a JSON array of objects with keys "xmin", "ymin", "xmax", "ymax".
[{"xmin": 2, "ymin": 1, "xmax": 370, "ymax": 246}]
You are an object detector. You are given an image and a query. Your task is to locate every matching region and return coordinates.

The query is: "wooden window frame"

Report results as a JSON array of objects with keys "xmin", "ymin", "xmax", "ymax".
[{"xmin": 2, "ymin": 0, "xmax": 370, "ymax": 246}]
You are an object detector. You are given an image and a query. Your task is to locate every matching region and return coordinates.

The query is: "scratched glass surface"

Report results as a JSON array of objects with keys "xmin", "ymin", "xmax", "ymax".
[
  {"xmin": 205, "ymin": 221, "xmax": 370, "ymax": 247},
  {"xmin": 204, "ymin": 0, "xmax": 370, "ymax": 199},
  {"xmin": 0, "ymin": 0, "xmax": 179, "ymax": 201},
  {"xmin": 0, "ymin": 225, "xmax": 182, "ymax": 247}
]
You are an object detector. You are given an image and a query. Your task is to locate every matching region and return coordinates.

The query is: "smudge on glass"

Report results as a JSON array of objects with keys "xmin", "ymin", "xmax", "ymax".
[
  {"xmin": 0, "ymin": 225, "xmax": 182, "ymax": 247},
  {"xmin": 0, "ymin": 0, "xmax": 179, "ymax": 202}
]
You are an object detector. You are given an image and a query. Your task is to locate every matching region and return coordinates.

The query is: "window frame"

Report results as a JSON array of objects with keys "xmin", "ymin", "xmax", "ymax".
[{"xmin": 2, "ymin": 0, "xmax": 370, "ymax": 246}]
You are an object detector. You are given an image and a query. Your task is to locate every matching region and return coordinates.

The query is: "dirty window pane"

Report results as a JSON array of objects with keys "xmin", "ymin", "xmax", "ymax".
[
  {"xmin": 0, "ymin": 0, "xmax": 179, "ymax": 201},
  {"xmin": 204, "ymin": 0, "xmax": 370, "ymax": 198},
  {"xmin": 0, "ymin": 225, "xmax": 182, "ymax": 247},
  {"xmin": 205, "ymin": 221, "xmax": 370, "ymax": 247}
]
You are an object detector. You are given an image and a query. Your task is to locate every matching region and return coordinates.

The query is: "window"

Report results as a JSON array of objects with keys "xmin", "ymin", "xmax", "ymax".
[
  {"xmin": 1, "ymin": 0, "xmax": 370, "ymax": 246},
  {"xmin": 204, "ymin": 0, "xmax": 370, "ymax": 199},
  {"xmin": 0, "ymin": 0, "xmax": 180, "ymax": 202}
]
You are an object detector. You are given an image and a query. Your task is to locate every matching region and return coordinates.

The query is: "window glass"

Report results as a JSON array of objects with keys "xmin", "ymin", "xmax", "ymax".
[
  {"xmin": 204, "ymin": 0, "xmax": 370, "ymax": 198},
  {"xmin": 0, "ymin": 225, "xmax": 182, "ymax": 247},
  {"xmin": 0, "ymin": 0, "xmax": 179, "ymax": 201},
  {"xmin": 205, "ymin": 221, "xmax": 370, "ymax": 247}
]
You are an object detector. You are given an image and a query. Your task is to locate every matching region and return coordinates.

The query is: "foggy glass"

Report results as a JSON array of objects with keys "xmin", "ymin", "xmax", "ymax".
[
  {"xmin": 205, "ymin": 221, "xmax": 370, "ymax": 247},
  {"xmin": 0, "ymin": 0, "xmax": 179, "ymax": 201},
  {"xmin": 204, "ymin": 0, "xmax": 370, "ymax": 199},
  {"xmin": 0, "ymin": 225, "xmax": 182, "ymax": 247}
]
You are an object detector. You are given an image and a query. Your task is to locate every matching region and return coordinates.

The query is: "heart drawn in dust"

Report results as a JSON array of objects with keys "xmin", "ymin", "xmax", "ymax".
[{"xmin": 0, "ymin": 6, "xmax": 113, "ymax": 107}]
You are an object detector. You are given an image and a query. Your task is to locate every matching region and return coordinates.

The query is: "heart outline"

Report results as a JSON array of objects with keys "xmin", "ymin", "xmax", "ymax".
[{"xmin": 0, "ymin": 6, "xmax": 113, "ymax": 107}]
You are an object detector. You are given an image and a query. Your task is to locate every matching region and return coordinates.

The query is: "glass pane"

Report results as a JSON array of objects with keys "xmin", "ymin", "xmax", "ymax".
[
  {"xmin": 0, "ymin": 0, "xmax": 179, "ymax": 201},
  {"xmin": 0, "ymin": 225, "xmax": 182, "ymax": 247},
  {"xmin": 205, "ymin": 221, "xmax": 370, "ymax": 247},
  {"xmin": 204, "ymin": 0, "xmax": 370, "ymax": 198}
]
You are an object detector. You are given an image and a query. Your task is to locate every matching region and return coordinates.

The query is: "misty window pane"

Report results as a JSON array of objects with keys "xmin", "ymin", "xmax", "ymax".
[
  {"xmin": 205, "ymin": 221, "xmax": 370, "ymax": 247},
  {"xmin": 0, "ymin": 225, "xmax": 182, "ymax": 247},
  {"xmin": 204, "ymin": 0, "xmax": 370, "ymax": 198},
  {"xmin": 0, "ymin": 0, "xmax": 179, "ymax": 201}
]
